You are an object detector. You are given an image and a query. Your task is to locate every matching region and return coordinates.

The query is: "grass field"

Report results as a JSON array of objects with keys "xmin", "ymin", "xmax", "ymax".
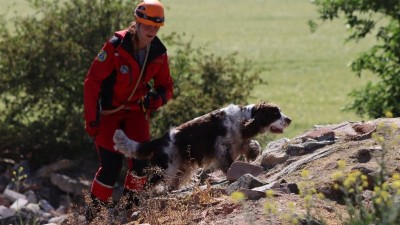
[
  {"xmin": 161, "ymin": 0, "xmax": 377, "ymax": 138},
  {"xmin": 1, "ymin": 0, "xmax": 377, "ymax": 139}
]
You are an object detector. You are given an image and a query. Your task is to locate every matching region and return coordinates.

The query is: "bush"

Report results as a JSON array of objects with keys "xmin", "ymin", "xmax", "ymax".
[
  {"xmin": 0, "ymin": 0, "xmax": 134, "ymax": 166},
  {"xmin": 0, "ymin": 1, "xmax": 264, "ymax": 166}
]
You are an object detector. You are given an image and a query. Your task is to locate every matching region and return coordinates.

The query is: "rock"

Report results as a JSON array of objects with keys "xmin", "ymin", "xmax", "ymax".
[
  {"xmin": 36, "ymin": 159, "xmax": 75, "ymax": 178},
  {"xmin": 0, "ymin": 205, "xmax": 16, "ymax": 218},
  {"xmin": 3, "ymin": 188, "xmax": 26, "ymax": 202},
  {"xmin": 226, "ymin": 174, "xmax": 264, "ymax": 194},
  {"xmin": 48, "ymin": 214, "xmax": 69, "ymax": 224},
  {"xmin": 25, "ymin": 203, "xmax": 41, "ymax": 214},
  {"xmin": 238, "ymin": 189, "xmax": 266, "ymax": 200},
  {"xmin": 324, "ymin": 161, "xmax": 338, "ymax": 170},
  {"xmin": 286, "ymin": 140, "xmax": 335, "ymax": 156},
  {"xmin": 260, "ymin": 152, "xmax": 289, "ymax": 169},
  {"xmin": 265, "ymin": 138, "xmax": 291, "ymax": 153},
  {"xmin": 226, "ymin": 161, "xmax": 264, "ymax": 182},
  {"xmin": 10, "ymin": 198, "xmax": 28, "ymax": 211},
  {"xmin": 351, "ymin": 148, "xmax": 372, "ymax": 163},
  {"xmin": 286, "ymin": 183, "xmax": 299, "ymax": 194},
  {"xmin": 0, "ymin": 194, "xmax": 11, "ymax": 207},
  {"xmin": 24, "ymin": 190, "xmax": 38, "ymax": 203},
  {"xmin": 50, "ymin": 173, "xmax": 86, "ymax": 196},
  {"xmin": 39, "ymin": 199, "xmax": 55, "ymax": 212},
  {"xmin": 304, "ymin": 128, "xmax": 335, "ymax": 142}
]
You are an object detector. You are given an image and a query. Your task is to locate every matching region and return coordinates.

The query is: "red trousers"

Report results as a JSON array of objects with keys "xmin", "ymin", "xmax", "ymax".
[{"xmin": 90, "ymin": 110, "xmax": 150, "ymax": 202}]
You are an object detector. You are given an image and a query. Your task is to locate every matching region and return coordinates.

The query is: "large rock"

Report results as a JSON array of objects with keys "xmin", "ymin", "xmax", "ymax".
[
  {"xmin": 226, "ymin": 173, "xmax": 265, "ymax": 194},
  {"xmin": 226, "ymin": 161, "xmax": 264, "ymax": 182}
]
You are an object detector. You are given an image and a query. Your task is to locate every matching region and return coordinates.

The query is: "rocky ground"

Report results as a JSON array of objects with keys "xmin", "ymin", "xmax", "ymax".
[{"xmin": 0, "ymin": 118, "xmax": 399, "ymax": 225}]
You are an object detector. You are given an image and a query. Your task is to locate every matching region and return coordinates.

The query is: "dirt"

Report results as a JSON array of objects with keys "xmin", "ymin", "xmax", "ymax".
[
  {"xmin": 66, "ymin": 118, "xmax": 400, "ymax": 225},
  {"xmin": 141, "ymin": 118, "xmax": 400, "ymax": 225}
]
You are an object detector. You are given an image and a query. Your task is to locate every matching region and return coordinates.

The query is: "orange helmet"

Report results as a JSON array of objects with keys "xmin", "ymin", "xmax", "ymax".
[{"xmin": 134, "ymin": 0, "xmax": 165, "ymax": 27}]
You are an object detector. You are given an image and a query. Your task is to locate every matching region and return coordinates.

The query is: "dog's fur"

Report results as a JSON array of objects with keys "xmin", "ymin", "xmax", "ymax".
[{"xmin": 113, "ymin": 102, "xmax": 291, "ymax": 190}]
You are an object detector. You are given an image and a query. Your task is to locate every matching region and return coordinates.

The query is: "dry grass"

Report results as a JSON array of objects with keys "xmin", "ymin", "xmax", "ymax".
[{"xmin": 64, "ymin": 177, "xmax": 227, "ymax": 225}]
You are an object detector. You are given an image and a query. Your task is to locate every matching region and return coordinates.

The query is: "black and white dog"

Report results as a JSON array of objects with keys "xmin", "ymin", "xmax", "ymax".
[{"xmin": 113, "ymin": 102, "xmax": 291, "ymax": 190}]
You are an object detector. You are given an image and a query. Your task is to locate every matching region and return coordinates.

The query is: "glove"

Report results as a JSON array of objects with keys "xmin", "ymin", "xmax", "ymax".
[
  {"xmin": 85, "ymin": 121, "xmax": 100, "ymax": 138},
  {"xmin": 140, "ymin": 92, "xmax": 164, "ymax": 111}
]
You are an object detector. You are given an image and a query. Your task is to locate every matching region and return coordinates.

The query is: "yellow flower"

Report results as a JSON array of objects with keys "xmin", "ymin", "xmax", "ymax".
[
  {"xmin": 317, "ymin": 193, "xmax": 325, "ymax": 200},
  {"xmin": 332, "ymin": 171, "xmax": 344, "ymax": 180},
  {"xmin": 230, "ymin": 191, "xmax": 245, "ymax": 203},
  {"xmin": 333, "ymin": 183, "xmax": 340, "ymax": 190},
  {"xmin": 301, "ymin": 169, "xmax": 310, "ymax": 178},
  {"xmin": 374, "ymin": 197, "xmax": 382, "ymax": 205},
  {"xmin": 392, "ymin": 180, "xmax": 400, "ymax": 189},
  {"xmin": 380, "ymin": 191, "xmax": 391, "ymax": 201},
  {"xmin": 392, "ymin": 173, "xmax": 400, "ymax": 181},
  {"xmin": 303, "ymin": 195, "xmax": 313, "ymax": 208},
  {"xmin": 264, "ymin": 202, "xmax": 277, "ymax": 214},
  {"xmin": 287, "ymin": 201, "xmax": 296, "ymax": 211},
  {"xmin": 337, "ymin": 160, "xmax": 346, "ymax": 169},
  {"xmin": 385, "ymin": 111, "xmax": 393, "ymax": 118},
  {"xmin": 291, "ymin": 218, "xmax": 299, "ymax": 225},
  {"xmin": 361, "ymin": 175, "xmax": 368, "ymax": 181},
  {"xmin": 382, "ymin": 182, "xmax": 389, "ymax": 191},
  {"xmin": 371, "ymin": 133, "xmax": 384, "ymax": 144},
  {"xmin": 266, "ymin": 189, "xmax": 274, "ymax": 198}
]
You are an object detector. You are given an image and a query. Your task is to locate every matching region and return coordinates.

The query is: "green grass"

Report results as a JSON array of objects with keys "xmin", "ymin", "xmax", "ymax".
[
  {"xmin": 161, "ymin": 0, "xmax": 377, "ymax": 138},
  {"xmin": 0, "ymin": 0, "xmax": 377, "ymax": 139}
]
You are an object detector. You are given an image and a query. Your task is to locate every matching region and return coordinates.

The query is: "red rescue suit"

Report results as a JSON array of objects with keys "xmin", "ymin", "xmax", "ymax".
[{"xmin": 83, "ymin": 29, "xmax": 173, "ymax": 202}]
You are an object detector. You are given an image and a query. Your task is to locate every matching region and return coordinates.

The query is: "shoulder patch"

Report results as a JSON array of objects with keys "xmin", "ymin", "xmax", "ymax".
[{"xmin": 97, "ymin": 50, "xmax": 107, "ymax": 62}]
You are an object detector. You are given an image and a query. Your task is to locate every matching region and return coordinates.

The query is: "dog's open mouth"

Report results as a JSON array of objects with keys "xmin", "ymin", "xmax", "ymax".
[{"xmin": 270, "ymin": 126, "xmax": 283, "ymax": 133}]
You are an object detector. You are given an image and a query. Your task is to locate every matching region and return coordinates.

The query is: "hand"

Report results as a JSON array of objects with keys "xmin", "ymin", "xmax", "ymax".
[
  {"xmin": 140, "ymin": 92, "xmax": 164, "ymax": 111},
  {"xmin": 85, "ymin": 121, "xmax": 100, "ymax": 138}
]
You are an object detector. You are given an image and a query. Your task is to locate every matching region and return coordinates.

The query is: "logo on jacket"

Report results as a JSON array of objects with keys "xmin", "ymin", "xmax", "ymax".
[
  {"xmin": 120, "ymin": 65, "xmax": 129, "ymax": 74},
  {"xmin": 97, "ymin": 50, "xmax": 107, "ymax": 62}
]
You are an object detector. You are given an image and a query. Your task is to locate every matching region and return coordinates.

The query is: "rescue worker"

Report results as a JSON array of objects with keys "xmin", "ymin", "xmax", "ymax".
[{"xmin": 83, "ymin": 0, "xmax": 173, "ymax": 221}]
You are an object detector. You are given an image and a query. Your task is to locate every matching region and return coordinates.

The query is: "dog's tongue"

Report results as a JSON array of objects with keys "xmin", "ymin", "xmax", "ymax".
[{"xmin": 270, "ymin": 126, "xmax": 283, "ymax": 134}]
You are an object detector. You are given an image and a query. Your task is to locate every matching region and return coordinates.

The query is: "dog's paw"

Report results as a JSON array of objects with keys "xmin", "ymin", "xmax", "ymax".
[{"xmin": 113, "ymin": 129, "xmax": 139, "ymax": 158}]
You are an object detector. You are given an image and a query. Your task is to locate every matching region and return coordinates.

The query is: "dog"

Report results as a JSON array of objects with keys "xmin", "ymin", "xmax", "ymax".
[{"xmin": 113, "ymin": 102, "xmax": 291, "ymax": 190}]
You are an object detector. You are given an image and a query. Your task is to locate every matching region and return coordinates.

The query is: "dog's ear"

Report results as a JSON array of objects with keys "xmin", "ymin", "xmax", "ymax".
[{"xmin": 242, "ymin": 118, "xmax": 263, "ymax": 139}]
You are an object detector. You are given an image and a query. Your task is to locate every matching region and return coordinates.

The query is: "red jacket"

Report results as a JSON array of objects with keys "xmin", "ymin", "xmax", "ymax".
[{"xmin": 84, "ymin": 29, "xmax": 173, "ymax": 124}]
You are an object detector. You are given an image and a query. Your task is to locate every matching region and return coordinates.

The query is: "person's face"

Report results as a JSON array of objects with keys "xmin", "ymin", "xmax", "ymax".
[{"xmin": 137, "ymin": 23, "xmax": 160, "ymax": 48}]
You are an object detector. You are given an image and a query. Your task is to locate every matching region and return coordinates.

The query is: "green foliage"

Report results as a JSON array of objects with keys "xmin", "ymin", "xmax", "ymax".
[
  {"xmin": 151, "ymin": 34, "xmax": 263, "ymax": 137},
  {"xmin": 0, "ymin": 0, "xmax": 263, "ymax": 166},
  {"xmin": 0, "ymin": 0, "xmax": 134, "ymax": 165},
  {"xmin": 311, "ymin": 0, "xmax": 400, "ymax": 118}
]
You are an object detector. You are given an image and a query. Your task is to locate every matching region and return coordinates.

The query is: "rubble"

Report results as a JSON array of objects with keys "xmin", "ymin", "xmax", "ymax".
[{"xmin": 0, "ymin": 118, "xmax": 398, "ymax": 224}]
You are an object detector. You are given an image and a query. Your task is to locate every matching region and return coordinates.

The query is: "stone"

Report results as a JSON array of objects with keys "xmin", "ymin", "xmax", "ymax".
[
  {"xmin": 0, "ymin": 205, "xmax": 16, "ymax": 218},
  {"xmin": 260, "ymin": 152, "xmax": 289, "ymax": 169},
  {"xmin": 226, "ymin": 161, "xmax": 264, "ymax": 182},
  {"xmin": 3, "ymin": 188, "xmax": 26, "ymax": 202},
  {"xmin": 226, "ymin": 174, "xmax": 264, "ymax": 194},
  {"xmin": 10, "ymin": 198, "xmax": 28, "ymax": 211}
]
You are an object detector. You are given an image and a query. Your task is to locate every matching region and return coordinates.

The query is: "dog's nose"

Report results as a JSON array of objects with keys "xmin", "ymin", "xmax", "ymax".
[{"xmin": 284, "ymin": 117, "xmax": 292, "ymax": 125}]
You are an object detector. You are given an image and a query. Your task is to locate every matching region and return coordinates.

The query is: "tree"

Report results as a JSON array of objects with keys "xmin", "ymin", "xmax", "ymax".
[
  {"xmin": 0, "ymin": 0, "xmax": 263, "ymax": 166},
  {"xmin": 311, "ymin": 0, "xmax": 400, "ymax": 118},
  {"xmin": 0, "ymin": 0, "xmax": 137, "ymax": 165}
]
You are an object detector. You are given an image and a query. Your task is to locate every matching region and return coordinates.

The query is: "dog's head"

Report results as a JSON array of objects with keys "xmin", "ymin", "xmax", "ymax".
[{"xmin": 243, "ymin": 102, "xmax": 291, "ymax": 138}]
